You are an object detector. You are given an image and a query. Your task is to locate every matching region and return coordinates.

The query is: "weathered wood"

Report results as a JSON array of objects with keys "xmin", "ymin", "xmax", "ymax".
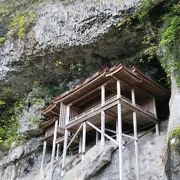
[
  {"xmin": 66, "ymin": 124, "xmax": 82, "ymax": 150},
  {"xmin": 117, "ymin": 100, "xmax": 123, "ymax": 180},
  {"xmin": 61, "ymin": 105, "xmax": 70, "ymax": 176},
  {"xmin": 132, "ymin": 88, "xmax": 140, "ymax": 180},
  {"xmin": 86, "ymin": 121, "xmax": 118, "ymax": 146},
  {"xmin": 96, "ymin": 131, "xmax": 99, "ymax": 144},
  {"xmin": 79, "ymin": 134, "xmax": 82, "ymax": 153},
  {"xmin": 82, "ymin": 122, "xmax": 86, "ymax": 160},
  {"xmin": 65, "ymin": 95, "xmax": 158, "ymax": 130},
  {"xmin": 101, "ymin": 111, "xmax": 105, "ymax": 146},
  {"xmin": 117, "ymin": 79, "xmax": 121, "ymax": 98},
  {"xmin": 40, "ymin": 140, "xmax": 47, "ymax": 173},
  {"xmin": 50, "ymin": 120, "xmax": 58, "ymax": 175},
  {"xmin": 56, "ymin": 143, "xmax": 60, "ymax": 161},
  {"xmin": 101, "ymin": 85, "xmax": 105, "ymax": 106}
]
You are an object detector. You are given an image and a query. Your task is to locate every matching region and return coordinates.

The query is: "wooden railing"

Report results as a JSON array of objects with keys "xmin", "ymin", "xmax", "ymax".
[{"xmin": 68, "ymin": 95, "xmax": 156, "ymax": 125}]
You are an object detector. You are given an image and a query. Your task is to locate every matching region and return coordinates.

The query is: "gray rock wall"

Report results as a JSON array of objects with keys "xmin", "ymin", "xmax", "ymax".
[{"xmin": 91, "ymin": 121, "xmax": 168, "ymax": 180}]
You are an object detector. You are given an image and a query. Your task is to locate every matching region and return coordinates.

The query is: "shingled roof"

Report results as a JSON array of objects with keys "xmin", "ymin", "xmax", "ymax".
[{"xmin": 43, "ymin": 64, "xmax": 170, "ymax": 118}]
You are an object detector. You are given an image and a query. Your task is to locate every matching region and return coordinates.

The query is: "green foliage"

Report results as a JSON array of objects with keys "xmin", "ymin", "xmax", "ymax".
[
  {"xmin": 139, "ymin": 35, "xmax": 158, "ymax": 62},
  {"xmin": 0, "ymin": 36, "xmax": 6, "ymax": 44},
  {"xmin": 172, "ymin": 127, "xmax": 180, "ymax": 140},
  {"xmin": 159, "ymin": 3, "xmax": 180, "ymax": 86},
  {"xmin": 70, "ymin": 63, "xmax": 84, "ymax": 76},
  {"xmin": 9, "ymin": 12, "xmax": 36, "ymax": 39},
  {"xmin": 134, "ymin": 0, "xmax": 164, "ymax": 22},
  {"xmin": 0, "ymin": 99, "xmax": 25, "ymax": 150}
]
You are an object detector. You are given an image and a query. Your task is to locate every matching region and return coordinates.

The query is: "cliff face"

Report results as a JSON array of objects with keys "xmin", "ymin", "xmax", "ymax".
[{"xmin": 0, "ymin": 0, "xmax": 179, "ymax": 179}]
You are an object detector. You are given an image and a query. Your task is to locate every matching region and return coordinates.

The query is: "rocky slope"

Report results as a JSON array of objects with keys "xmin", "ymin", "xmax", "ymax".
[{"xmin": 0, "ymin": 0, "xmax": 180, "ymax": 179}]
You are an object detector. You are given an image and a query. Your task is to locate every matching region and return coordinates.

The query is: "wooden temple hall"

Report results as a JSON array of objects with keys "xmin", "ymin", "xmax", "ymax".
[{"xmin": 40, "ymin": 64, "xmax": 169, "ymax": 179}]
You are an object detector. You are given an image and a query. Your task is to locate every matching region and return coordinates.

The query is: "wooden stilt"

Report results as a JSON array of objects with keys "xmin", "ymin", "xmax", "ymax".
[
  {"xmin": 79, "ymin": 134, "xmax": 82, "ymax": 153},
  {"xmin": 50, "ymin": 120, "xmax": 58, "ymax": 174},
  {"xmin": 61, "ymin": 105, "xmax": 70, "ymax": 176},
  {"xmin": 62, "ymin": 129, "xmax": 68, "ymax": 176},
  {"xmin": 40, "ymin": 140, "xmax": 47, "ymax": 173},
  {"xmin": 101, "ymin": 85, "xmax": 105, "ymax": 106},
  {"xmin": 96, "ymin": 131, "xmax": 99, "ymax": 144},
  {"xmin": 133, "ymin": 112, "xmax": 140, "ymax": 180},
  {"xmin": 155, "ymin": 123, "xmax": 159, "ymax": 136},
  {"xmin": 101, "ymin": 111, "xmax": 105, "ymax": 146},
  {"xmin": 132, "ymin": 89, "xmax": 140, "ymax": 180},
  {"xmin": 152, "ymin": 98, "xmax": 159, "ymax": 136},
  {"xmin": 117, "ymin": 80, "xmax": 121, "ymax": 98},
  {"xmin": 116, "ymin": 119, "xmax": 118, "ymax": 141},
  {"xmin": 82, "ymin": 122, "xmax": 86, "ymax": 160},
  {"xmin": 56, "ymin": 143, "xmax": 60, "ymax": 161},
  {"xmin": 117, "ymin": 101, "xmax": 123, "ymax": 180}
]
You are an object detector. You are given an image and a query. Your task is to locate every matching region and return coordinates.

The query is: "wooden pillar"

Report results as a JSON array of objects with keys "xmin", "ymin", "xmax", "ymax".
[
  {"xmin": 82, "ymin": 122, "xmax": 86, "ymax": 160},
  {"xmin": 101, "ymin": 85, "xmax": 105, "ymax": 106},
  {"xmin": 101, "ymin": 85, "xmax": 105, "ymax": 146},
  {"xmin": 117, "ymin": 101, "xmax": 123, "ymax": 180},
  {"xmin": 79, "ymin": 134, "xmax": 82, "ymax": 154},
  {"xmin": 153, "ymin": 98, "xmax": 159, "ymax": 136},
  {"xmin": 62, "ymin": 105, "xmax": 70, "ymax": 176},
  {"xmin": 40, "ymin": 140, "xmax": 47, "ymax": 173},
  {"xmin": 117, "ymin": 79, "xmax": 123, "ymax": 180},
  {"xmin": 101, "ymin": 111, "xmax": 105, "ymax": 145},
  {"xmin": 117, "ymin": 80, "xmax": 121, "ymax": 98},
  {"xmin": 58, "ymin": 103, "xmax": 62, "ymax": 127},
  {"xmin": 116, "ymin": 118, "xmax": 118, "ymax": 141},
  {"xmin": 50, "ymin": 120, "xmax": 58, "ymax": 173},
  {"xmin": 56, "ymin": 143, "xmax": 60, "ymax": 161},
  {"xmin": 131, "ymin": 89, "xmax": 140, "ymax": 180},
  {"xmin": 96, "ymin": 131, "xmax": 99, "ymax": 144}
]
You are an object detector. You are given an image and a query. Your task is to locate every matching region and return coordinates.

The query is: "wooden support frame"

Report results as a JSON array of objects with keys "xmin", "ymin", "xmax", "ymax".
[
  {"xmin": 79, "ymin": 134, "xmax": 82, "ymax": 153},
  {"xmin": 82, "ymin": 122, "xmax": 86, "ymax": 160},
  {"xmin": 152, "ymin": 98, "xmax": 159, "ymax": 136},
  {"xmin": 86, "ymin": 121, "xmax": 118, "ymax": 146},
  {"xmin": 132, "ymin": 89, "xmax": 140, "ymax": 180},
  {"xmin": 101, "ymin": 111, "xmax": 105, "ymax": 146},
  {"xmin": 56, "ymin": 144, "xmax": 60, "ymax": 161},
  {"xmin": 67, "ymin": 124, "xmax": 82, "ymax": 150},
  {"xmin": 117, "ymin": 79, "xmax": 123, "ymax": 180},
  {"xmin": 61, "ymin": 105, "xmax": 70, "ymax": 176},
  {"xmin": 50, "ymin": 120, "xmax": 58, "ymax": 178},
  {"xmin": 40, "ymin": 140, "xmax": 47, "ymax": 173},
  {"xmin": 96, "ymin": 131, "xmax": 99, "ymax": 144}
]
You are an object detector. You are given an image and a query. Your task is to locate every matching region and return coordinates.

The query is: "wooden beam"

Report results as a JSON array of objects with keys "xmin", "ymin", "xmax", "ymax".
[
  {"xmin": 82, "ymin": 122, "xmax": 86, "ymax": 160},
  {"xmin": 132, "ymin": 88, "xmax": 140, "ymax": 180},
  {"xmin": 56, "ymin": 144, "xmax": 60, "ymax": 161},
  {"xmin": 96, "ymin": 131, "xmax": 99, "ymax": 144},
  {"xmin": 50, "ymin": 120, "xmax": 58, "ymax": 176},
  {"xmin": 117, "ymin": 101, "xmax": 123, "ymax": 180},
  {"xmin": 117, "ymin": 79, "xmax": 121, "ymax": 98},
  {"xmin": 86, "ymin": 121, "xmax": 118, "ymax": 146},
  {"xmin": 101, "ymin": 84, "xmax": 105, "ymax": 146},
  {"xmin": 79, "ymin": 134, "xmax": 82, "ymax": 153},
  {"xmin": 101, "ymin": 111, "xmax": 105, "ymax": 146},
  {"xmin": 61, "ymin": 105, "xmax": 70, "ymax": 177},
  {"xmin": 66, "ymin": 124, "xmax": 82, "ymax": 150},
  {"xmin": 40, "ymin": 140, "xmax": 47, "ymax": 173},
  {"xmin": 101, "ymin": 85, "xmax": 105, "ymax": 106}
]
